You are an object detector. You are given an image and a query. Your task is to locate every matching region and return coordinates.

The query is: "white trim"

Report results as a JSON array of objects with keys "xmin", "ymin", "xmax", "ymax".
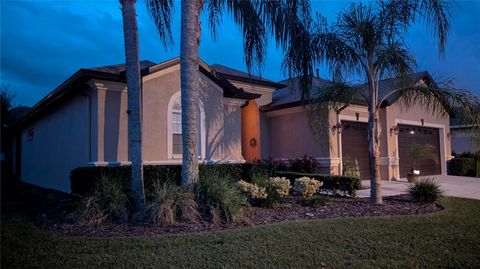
[
  {"xmin": 223, "ymin": 97, "xmax": 247, "ymax": 106},
  {"xmin": 142, "ymin": 65, "xmax": 180, "ymax": 82},
  {"xmin": 339, "ymin": 115, "xmax": 369, "ymax": 123},
  {"xmin": 394, "ymin": 119, "xmax": 447, "ymax": 175},
  {"xmin": 167, "ymin": 92, "xmax": 206, "ymax": 160},
  {"xmin": 87, "ymin": 79, "xmax": 127, "ymax": 92},
  {"xmin": 344, "ymin": 104, "xmax": 368, "ymax": 113},
  {"xmin": 379, "ymin": 157, "xmax": 399, "ymax": 166},
  {"xmin": 315, "ymin": 157, "xmax": 341, "ymax": 167},
  {"xmin": 88, "ymin": 161, "xmax": 131, "ymax": 166}
]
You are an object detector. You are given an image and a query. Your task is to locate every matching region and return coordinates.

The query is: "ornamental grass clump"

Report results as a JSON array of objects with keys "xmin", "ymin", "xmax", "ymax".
[
  {"xmin": 408, "ymin": 178, "xmax": 443, "ymax": 204},
  {"xmin": 293, "ymin": 177, "xmax": 323, "ymax": 197},
  {"xmin": 77, "ymin": 174, "xmax": 131, "ymax": 225},
  {"xmin": 142, "ymin": 181, "xmax": 199, "ymax": 226},
  {"xmin": 199, "ymin": 170, "xmax": 245, "ymax": 224},
  {"xmin": 269, "ymin": 177, "xmax": 291, "ymax": 197}
]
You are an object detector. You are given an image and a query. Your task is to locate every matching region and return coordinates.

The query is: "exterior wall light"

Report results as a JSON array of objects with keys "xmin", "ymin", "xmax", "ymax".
[{"xmin": 390, "ymin": 125, "xmax": 399, "ymax": 135}]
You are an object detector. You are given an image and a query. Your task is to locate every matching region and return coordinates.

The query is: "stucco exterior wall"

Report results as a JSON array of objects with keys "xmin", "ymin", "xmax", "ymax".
[
  {"xmin": 265, "ymin": 106, "xmax": 330, "ymax": 160},
  {"xmin": 21, "ymin": 91, "xmax": 92, "ymax": 192},
  {"xmin": 93, "ymin": 67, "xmax": 245, "ymax": 164}
]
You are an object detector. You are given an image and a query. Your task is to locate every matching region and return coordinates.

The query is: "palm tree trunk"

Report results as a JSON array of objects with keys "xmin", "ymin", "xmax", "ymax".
[
  {"xmin": 180, "ymin": 0, "xmax": 201, "ymax": 187},
  {"xmin": 121, "ymin": 0, "xmax": 145, "ymax": 208},
  {"xmin": 368, "ymin": 79, "xmax": 382, "ymax": 204}
]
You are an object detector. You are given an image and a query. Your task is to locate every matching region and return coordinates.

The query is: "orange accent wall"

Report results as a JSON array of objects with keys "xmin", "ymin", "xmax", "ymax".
[{"xmin": 241, "ymin": 100, "xmax": 261, "ymax": 162}]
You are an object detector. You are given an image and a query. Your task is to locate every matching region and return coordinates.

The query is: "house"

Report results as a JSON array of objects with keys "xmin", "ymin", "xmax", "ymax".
[
  {"xmin": 450, "ymin": 125, "xmax": 478, "ymax": 154},
  {"xmin": 15, "ymin": 58, "xmax": 452, "ymax": 191}
]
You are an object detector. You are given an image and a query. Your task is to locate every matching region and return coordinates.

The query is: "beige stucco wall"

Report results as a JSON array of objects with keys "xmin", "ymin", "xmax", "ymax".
[
  {"xmin": 264, "ymin": 106, "xmax": 331, "ymax": 173},
  {"xmin": 21, "ymin": 91, "xmax": 92, "ymax": 192},
  {"xmin": 93, "ymin": 67, "xmax": 245, "ymax": 164},
  {"xmin": 262, "ymin": 99, "xmax": 451, "ymax": 180}
]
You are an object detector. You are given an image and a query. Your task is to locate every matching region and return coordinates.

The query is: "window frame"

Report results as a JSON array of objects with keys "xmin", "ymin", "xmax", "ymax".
[{"xmin": 166, "ymin": 91, "xmax": 206, "ymax": 160}]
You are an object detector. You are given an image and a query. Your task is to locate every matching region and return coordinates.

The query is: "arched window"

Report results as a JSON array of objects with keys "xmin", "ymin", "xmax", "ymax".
[{"xmin": 167, "ymin": 92, "xmax": 206, "ymax": 159}]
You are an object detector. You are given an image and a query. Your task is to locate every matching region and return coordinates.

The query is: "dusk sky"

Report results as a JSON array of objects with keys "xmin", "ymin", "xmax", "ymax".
[{"xmin": 1, "ymin": 0, "xmax": 479, "ymax": 107}]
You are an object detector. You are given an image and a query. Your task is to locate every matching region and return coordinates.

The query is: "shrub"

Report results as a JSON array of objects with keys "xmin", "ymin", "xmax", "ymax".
[
  {"xmin": 408, "ymin": 178, "xmax": 443, "ymax": 203},
  {"xmin": 77, "ymin": 174, "xmax": 131, "ymax": 224},
  {"xmin": 447, "ymin": 158, "xmax": 477, "ymax": 177},
  {"xmin": 198, "ymin": 170, "xmax": 245, "ymax": 224},
  {"xmin": 288, "ymin": 155, "xmax": 319, "ymax": 173},
  {"xmin": 293, "ymin": 177, "xmax": 323, "ymax": 197},
  {"xmin": 70, "ymin": 163, "xmax": 273, "ymax": 197},
  {"xmin": 236, "ymin": 180, "xmax": 268, "ymax": 199},
  {"xmin": 269, "ymin": 177, "xmax": 291, "ymax": 197},
  {"xmin": 141, "ymin": 181, "xmax": 198, "ymax": 226},
  {"xmin": 276, "ymin": 171, "xmax": 361, "ymax": 197},
  {"xmin": 299, "ymin": 195, "xmax": 329, "ymax": 207}
]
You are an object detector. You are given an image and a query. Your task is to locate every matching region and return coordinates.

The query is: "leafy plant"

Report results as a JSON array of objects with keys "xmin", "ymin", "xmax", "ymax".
[
  {"xmin": 299, "ymin": 195, "xmax": 329, "ymax": 207},
  {"xmin": 408, "ymin": 178, "xmax": 443, "ymax": 204},
  {"xmin": 288, "ymin": 155, "xmax": 319, "ymax": 173},
  {"xmin": 142, "ymin": 181, "xmax": 198, "ymax": 226},
  {"xmin": 269, "ymin": 177, "xmax": 291, "ymax": 197},
  {"xmin": 198, "ymin": 170, "xmax": 245, "ymax": 224},
  {"xmin": 406, "ymin": 143, "xmax": 438, "ymax": 171},
  {"xmin": 236, "ymin": 180, "xmax": 268, "ymax": 199},
  {"xmin": 293, "ymin": 177, "xmax": 323, "ymax": 197},
  {"xmin": 77, "ymin": 174, "xmax": 131, "ymax": 225},
  {"xmin": 342, "ymin": 155, "xmax": 360, "ymax": 178}
]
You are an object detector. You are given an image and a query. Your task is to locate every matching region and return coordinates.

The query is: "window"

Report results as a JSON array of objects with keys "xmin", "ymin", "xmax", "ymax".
[{"xmin": 167, "ymin": 92, "xmax": 205, "ymax": 159}]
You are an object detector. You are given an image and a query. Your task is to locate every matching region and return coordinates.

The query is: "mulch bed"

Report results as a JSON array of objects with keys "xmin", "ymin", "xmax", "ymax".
[{"xmin": 37, "ymin": 195, "xmax": 443, "ymax": 237}]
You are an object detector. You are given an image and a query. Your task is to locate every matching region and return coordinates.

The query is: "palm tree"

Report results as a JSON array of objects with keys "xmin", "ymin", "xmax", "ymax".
[
  {"xmin": 120, "ymin": 0, "xmax": 145, "ymax": 207},
  {"xmin": 147, "ymin": 0, "xmax": 310, "ymax": 187},
  {"xmin": 286, "ymin": 0, "xmax": 480, "ymax": 204}
]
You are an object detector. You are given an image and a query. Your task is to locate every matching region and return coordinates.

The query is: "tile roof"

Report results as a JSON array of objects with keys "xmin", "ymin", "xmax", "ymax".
[
  {"xmin": 211, "ymin": 64, "xmax": 286, "ymax": 89},
  {"xmin": 265, "ymin": 71, "xmax": 433, "ymax": 110}
]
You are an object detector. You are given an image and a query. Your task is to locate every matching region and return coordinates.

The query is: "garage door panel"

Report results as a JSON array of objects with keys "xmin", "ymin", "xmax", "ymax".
[
  {"xmin": 398, "ymin": 125, "xmax": 441, "ymax": 177},
  {"xmin": 341, "ymin": 121, "xmax": 370, "ymax": 180}
]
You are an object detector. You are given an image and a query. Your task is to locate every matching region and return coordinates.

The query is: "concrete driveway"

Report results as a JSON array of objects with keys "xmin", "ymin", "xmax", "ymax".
[{"xmin": 358, "ymin": 175, "xmax": 480, "ymax": 200}]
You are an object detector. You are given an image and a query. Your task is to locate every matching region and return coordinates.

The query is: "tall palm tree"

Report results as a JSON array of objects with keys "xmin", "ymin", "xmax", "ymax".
[
  {"xmin": 286, "ymin": 0, "xmax": 480, "ymax": 204},
  {"xmin": 120, "ymin": 0, "xmax": 145, "ymax": 207},
  {"xmin": 147, "ymin": 0, "xmax": 310, "ymax": 187}
]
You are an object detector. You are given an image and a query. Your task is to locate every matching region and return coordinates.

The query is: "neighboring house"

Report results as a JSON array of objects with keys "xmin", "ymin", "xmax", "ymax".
[
  {"xmin": 16, "ymin": 58, "xmax": 452, "ymax": 191},
  {"xmin": 450, "ymin": 125, "xmax": 478, "ymax": 154}
]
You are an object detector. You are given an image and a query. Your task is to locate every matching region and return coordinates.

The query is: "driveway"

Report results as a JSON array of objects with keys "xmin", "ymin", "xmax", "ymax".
[{"xmin": 358, "ymin": 175, "xmax": 480, "ymax": 200}]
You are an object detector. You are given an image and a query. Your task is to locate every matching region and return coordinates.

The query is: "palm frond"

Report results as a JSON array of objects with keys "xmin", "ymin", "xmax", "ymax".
[
  {"xmin": 204, "ymin": 0, "xmax": 224, "ymax": 39},
  {"xmin": 313, "ymin": 81, "xmax": 365, "ymax": 110},
  {"xmin": 418, "ymin": 0, "xmax": 452, "ymax": 55},
  {"xmin": 374, "ymin": 40, "xmax": 416, "ymax": 79},
  {"xmin": 227, "ymin": 0, "xmax": 267, "ymax": 74},
  {"xmin": 146, "ymin": 0, "xmax": 175, "ymax": 47}
]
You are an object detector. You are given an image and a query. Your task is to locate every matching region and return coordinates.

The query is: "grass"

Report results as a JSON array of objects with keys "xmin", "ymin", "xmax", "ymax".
[{"xmin": 2, "ymin": 197, "xmax": 480, "ymax": 268}]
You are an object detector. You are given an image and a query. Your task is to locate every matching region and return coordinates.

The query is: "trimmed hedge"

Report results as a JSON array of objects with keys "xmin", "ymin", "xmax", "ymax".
[
  {"xmin": 275, "ymin": 171, "xmax": 361, "ymax": 197},
  {"xmin": 70, "ymin": 163, "xmax": 273, "ymax": 197},
  {"xmin": 447, "ymin": 158, "xmax": 479, "ymax": 177}
]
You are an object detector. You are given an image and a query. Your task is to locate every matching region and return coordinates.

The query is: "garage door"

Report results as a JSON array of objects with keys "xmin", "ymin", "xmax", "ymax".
[
  {"xmin": 341, "ymin": 121, "xmax": 370, "ymax": 180},
  {"xmin": 398, "ymin": 124, "xmax": 441, "ymax": 177}
]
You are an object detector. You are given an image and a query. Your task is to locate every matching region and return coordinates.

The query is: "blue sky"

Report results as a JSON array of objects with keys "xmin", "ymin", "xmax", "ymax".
[{"xmin": 1, "ymin": 0, "xmax": 479, "ymax": 106}]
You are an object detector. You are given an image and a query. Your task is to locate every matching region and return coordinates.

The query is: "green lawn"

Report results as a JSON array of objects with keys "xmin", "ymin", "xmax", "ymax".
[{"xmin": 2, "ymin": 197, "xmax": 480, "ymax": 268}]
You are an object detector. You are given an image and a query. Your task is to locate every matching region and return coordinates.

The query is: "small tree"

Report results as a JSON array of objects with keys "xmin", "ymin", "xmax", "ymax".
[{"xmin": 405, "ymin": 143, "xmax": 437, "ymax": 172}]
